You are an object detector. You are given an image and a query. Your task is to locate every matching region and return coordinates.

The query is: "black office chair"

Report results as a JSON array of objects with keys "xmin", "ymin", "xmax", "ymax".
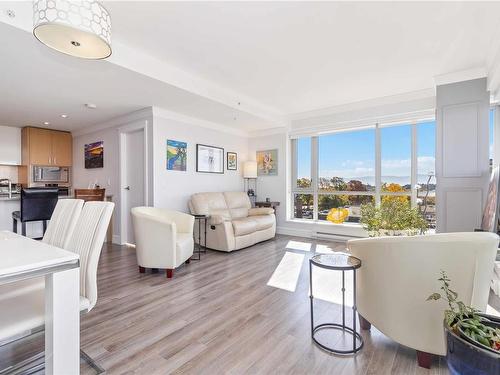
[{"xmin": 12, "ymin": 188, "xmax": 59, "ymax": 238}]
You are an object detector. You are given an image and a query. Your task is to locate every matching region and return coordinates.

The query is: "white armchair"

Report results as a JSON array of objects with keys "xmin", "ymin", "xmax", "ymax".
[
  {"xmin": 131, "ymin": 207, "xmax": 194, "ymax": 278},
  {"xmin": 347, "ymin": 232, "xmax": 499, "ymax": 368}
]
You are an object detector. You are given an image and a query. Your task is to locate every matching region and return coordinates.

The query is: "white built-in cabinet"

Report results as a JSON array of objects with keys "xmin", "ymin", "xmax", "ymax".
[{"xmin": 0, "ymin": 126, "xmax": 21, "ymax": 165}]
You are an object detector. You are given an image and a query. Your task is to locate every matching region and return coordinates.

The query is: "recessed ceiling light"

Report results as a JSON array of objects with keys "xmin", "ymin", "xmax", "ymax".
[
  {"xmin": 61, "ymin": 114, "xmax": 68, "ymax": 118},
  {"xmin": 85, "ymin": 103, "xmax": 97, "ymax": 109},
  {"xmin": 5, "ymin": 9, "xmax": 15, "ymax": 18},
  {"xmin": 43, "ymin": 121, "xmax": 50, "ymax": 125}
]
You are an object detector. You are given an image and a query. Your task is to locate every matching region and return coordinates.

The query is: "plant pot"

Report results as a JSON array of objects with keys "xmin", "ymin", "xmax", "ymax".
[{"xmin": 445, "ymin": 314, "xmax": 500, "ymax": 375}]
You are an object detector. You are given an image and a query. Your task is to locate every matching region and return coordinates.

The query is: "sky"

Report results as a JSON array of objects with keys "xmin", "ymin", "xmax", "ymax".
[{"xmin": 298, "ymin": 110, "xmax": 496, "ymax": 186}]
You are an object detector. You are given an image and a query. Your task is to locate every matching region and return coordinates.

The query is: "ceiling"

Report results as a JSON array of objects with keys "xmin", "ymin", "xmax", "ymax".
[{"xmin": 1, "ymin": 1, "xmax": 500, "ymax": 133}]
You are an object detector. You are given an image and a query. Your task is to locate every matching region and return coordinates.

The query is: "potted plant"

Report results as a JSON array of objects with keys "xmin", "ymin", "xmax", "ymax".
[
  {"xmin": 360, "ymin": 199, "xmax": 428, "ymax": 236},
  {"xmin": 428, "ymin": 271, "xmax": 500, "ymax": 375}
]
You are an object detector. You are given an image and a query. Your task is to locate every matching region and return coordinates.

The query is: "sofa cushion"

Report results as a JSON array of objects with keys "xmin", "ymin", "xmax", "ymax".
[
  {"xmin": 252, "ymin": 215, "xmax": 275, "ymax": 231},
  {"xmin": 224, "ymin": 192, "xmax": 251, "ymax": 219},
  {"xmin": 232, "ymin": 217, "xmax": 257, "ymax": 236},
  {"xmin": 190, "ymin": 192, "xmax": 231, "ymax": 219}
]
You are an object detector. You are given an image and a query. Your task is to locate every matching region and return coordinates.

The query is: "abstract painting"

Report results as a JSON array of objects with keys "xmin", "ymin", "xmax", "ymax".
[
  {"xmin": 167, "ymin": 139, "xmax": 187, "ymax": 171},
  {"xmin": 257, "ymin": 149, "xmax": 278, "ymax": 176},
  {"xmin": 227, "ymin": 152, "xmax": 237, "ymax": 170},
  {"xmin": 196, "ymin": 144, "xmax": 224, "ymax": 173},
  {"xmin": 84, "ymin": 141, "xmax": 103, "ymax": 169}
]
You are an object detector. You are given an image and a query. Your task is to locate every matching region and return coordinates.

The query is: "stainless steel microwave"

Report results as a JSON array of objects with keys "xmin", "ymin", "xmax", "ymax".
[{"xmin": 33, "ymin": 166, "xmax": 70, "ymax": 184}]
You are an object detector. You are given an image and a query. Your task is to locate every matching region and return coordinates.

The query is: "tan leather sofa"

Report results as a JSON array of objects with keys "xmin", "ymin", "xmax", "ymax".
[{"xmin": 188, "ymin": 192, "xmax": 276, "ymax": 252}]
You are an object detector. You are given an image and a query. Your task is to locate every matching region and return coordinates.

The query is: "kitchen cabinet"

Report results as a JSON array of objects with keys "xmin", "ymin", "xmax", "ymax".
[
  {"xmin": 0, "ymin": 126, "xmax": 21, "ymax": 165},
  {"xmin": 22, "ymin": 127, "xmax": 72, "ymax": 166}
]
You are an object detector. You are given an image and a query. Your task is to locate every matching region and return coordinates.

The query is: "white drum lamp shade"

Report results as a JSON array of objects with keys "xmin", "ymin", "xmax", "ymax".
[
  {"xmin": 33, "ymin": 0, "xmax": 112, "ymax": 59},
  {"xmin": 243, "ymin": 161, "xmax": 257, "ymax": 178}
]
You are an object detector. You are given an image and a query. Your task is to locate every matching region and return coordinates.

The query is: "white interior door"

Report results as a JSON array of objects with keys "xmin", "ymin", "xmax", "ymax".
[{"xmin": 123, "ymin": 129, "xmax": 145, "ymax": 244}]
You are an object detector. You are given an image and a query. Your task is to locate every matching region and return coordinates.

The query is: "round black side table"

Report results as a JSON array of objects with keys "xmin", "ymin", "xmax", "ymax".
[{"xmin": 309, "ymin": 253, "xmax": 363, "ymax": 355}]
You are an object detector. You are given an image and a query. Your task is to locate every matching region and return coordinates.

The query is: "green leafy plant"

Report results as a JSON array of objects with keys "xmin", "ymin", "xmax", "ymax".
[
  {"xmin": 427, "ymin": 271, "xmax": 500, "ymax": 352},
  {"xmin": 360, "ymin": 199, "xmax": 428, "ymax": 236}
]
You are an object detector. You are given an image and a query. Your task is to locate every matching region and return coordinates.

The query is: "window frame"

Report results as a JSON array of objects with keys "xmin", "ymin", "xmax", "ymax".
[{"xmin": 290, "ymin": 119, "xmax": 434, "ymax": 224}]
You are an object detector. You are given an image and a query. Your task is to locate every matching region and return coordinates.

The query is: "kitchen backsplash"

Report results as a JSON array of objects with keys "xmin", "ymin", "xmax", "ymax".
[{"xmin": 0, "ymin": 165, "xmax": 19, "ymax": 182}]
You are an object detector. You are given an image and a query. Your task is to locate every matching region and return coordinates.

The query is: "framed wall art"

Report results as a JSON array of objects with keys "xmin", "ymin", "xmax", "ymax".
[
  {"xmin": 167, "ymin": 139, "xmax": 187, "ymax": 171},
  {"xmin": 256, "ymin": 149, "xmax": 278, "ymax": 176},
  {"xmin": 227, "ymin": 152, "xmax": 237, "ymax": 171},
  {"xmin": 196, "ymin": 144, "xmax": 224, "ymax": 173}
]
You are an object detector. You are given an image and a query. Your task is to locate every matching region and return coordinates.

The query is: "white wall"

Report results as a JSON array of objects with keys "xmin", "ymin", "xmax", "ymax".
[
  {"xmin": 152, "ymin": 114, "xmax": 248, "ymax": 212},
  {"xmin": 72, "ymin": 108, "xmax": 155, "ymax": 243},
  {"xmin": 73, "ymin": 125, "xmax": 120, "ymax": 241},
  {"xmin": 248, "ymin": 132, "xmax": 288, "ymax": 226}
]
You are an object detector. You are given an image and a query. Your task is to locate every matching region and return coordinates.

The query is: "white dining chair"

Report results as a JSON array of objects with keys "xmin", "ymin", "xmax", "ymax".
[
  {"xmin": 0, "ymin": 201, "xmax": 114, "ymax": 374},
  {"xmin": 42, "ymin": 198, "xmax": 84, "ymax": 248}
]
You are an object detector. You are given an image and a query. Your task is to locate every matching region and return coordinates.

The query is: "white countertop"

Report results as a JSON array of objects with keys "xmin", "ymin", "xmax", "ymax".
[{"xmin": 0, "ymin": 231, "xmax": 78, "ymax": 282}]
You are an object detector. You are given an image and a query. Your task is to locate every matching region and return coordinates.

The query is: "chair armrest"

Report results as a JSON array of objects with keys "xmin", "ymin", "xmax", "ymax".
[
  {"xmin": 248, "ymin": 207, "xmax": 274, "ymax": 216},
  {"xmin": 168, "ymin": 211, "xmax": 194, "ymax": 234},
  {"xmin": 209, "ymin": 215, "xmax": 228, "ymax": 225}
]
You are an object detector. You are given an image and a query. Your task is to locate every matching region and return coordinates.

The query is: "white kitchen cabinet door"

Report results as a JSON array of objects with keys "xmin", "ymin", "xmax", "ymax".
[{"xmin": 0, "ymin": 126, "xmax": 21, "ymax": 165}]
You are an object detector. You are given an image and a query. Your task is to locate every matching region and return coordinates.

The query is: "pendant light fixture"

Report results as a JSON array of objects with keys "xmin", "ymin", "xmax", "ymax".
[{"xmin": 33, "ymin": 0, "xmax": 112, "ymax": 59}]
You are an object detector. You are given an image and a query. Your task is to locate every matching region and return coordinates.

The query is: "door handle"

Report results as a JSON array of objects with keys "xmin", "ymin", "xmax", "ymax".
[{"xmin": 124, "ymin": 186, "xmax": 130, "ymax": 190}]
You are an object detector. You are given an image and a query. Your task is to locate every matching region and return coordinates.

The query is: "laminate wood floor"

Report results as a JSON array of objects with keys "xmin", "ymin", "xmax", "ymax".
[{"xmin": 0, "ymin": 235, "xmax": 449, "ymax": 374}]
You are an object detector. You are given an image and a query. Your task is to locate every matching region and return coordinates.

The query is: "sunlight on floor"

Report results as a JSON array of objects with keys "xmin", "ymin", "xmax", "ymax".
[
  {"xmin": 285, "ymin": 240, "xmax": 312, "ymax": 252},
  {"xmin": 311, "ymin": 267, "xmax": 354, "ymax": 307},
  {"xmin": 314, "ymin": 244, "xmax": 335, "ymax": 254},
  {"xmin": 267, "ymin": 251, "xmax": 305, "ymax": 292}
]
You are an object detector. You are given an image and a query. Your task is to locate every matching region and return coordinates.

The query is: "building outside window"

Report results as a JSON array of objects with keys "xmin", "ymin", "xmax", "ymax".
[{"xmin": 291, "ymin": 120, "xmax": 437, "ymax": 228}]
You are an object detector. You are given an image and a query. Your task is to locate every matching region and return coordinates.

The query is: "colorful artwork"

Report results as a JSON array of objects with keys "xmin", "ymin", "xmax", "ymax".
[
  {"xmin": 84, "ymin": 141, "xmax": 103, "ymax": 169},
  {"xmin": 227, "ymin": 152, "xmax": 237, "ymax": 170},
  {"xmin": 167, "ymin": 139, "xmax": 187, "ymax": 171},
  {"xmin": 196, "ymin": 144, "xmax": 224, "ymax": 173},
  {"xmin": 257, "ymin": 149, "xmax": 278, "ymax": 176}
]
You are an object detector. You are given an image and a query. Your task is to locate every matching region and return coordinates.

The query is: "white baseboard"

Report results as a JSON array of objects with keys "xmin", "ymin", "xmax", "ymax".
[{"xmin": 112, "ymin": 234, "xmax": 121, "ymax": 245}]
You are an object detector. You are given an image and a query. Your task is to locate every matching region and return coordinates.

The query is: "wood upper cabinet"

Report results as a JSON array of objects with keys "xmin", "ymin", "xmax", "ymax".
[
  {"xmin": 22, "ymin": 127, "xmax": 72, "ymax": 166},
  {"xmin": 51, "ymin": 131, "xmax": 72, "ymax": 166}
]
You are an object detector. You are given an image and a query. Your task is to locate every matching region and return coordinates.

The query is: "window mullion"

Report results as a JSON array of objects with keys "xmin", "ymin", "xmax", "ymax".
[
  {"xmin": 311, "ymin": 136, "xmax": 319, "ymax": 221},
  {"xmin": 375, "ymin": 123, "xmax": 381, "ymax": 206},
  {"xmin": 411, "ymin": 122, "xmax": 418, "ymax": 207}
]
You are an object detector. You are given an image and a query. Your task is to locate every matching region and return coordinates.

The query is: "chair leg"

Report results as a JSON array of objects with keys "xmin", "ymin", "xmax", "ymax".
[
  {"xmin": 139, "ymin": 266, "xmax": 145, "ymax": 273},
  {"xmin": 416, "ymin": 350, "xmax": 433, "ymax": 369},
  {"xmin": 185, "ymin": 257, "xmax": 191, "ymax": 264},
  {"xmin": 358, "ymin": 313, "xmax": 372, "ymax": 330},
  {"xmin": 166, "ymin": 269, "xmax": 174, "ymax": 278},
  {"xmin": 21, "ymin": 222, "xmax": 26, "ymax": 236},
  {"xmin": 12, "ymin": 218, "xmax": 17, "ymax": 233}
]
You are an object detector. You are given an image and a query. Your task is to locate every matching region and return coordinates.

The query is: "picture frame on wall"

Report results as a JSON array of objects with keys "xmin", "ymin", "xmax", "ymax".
[
  {"xmin": 196, "ymin": 144, "xmax": 224, "ymax": 173},
  {"xmin": 256, "ymin": 149, "xmax": 278, "ymax": 175},
  {"xmin": 166, "ymin": 139, "xmax": 187, "ymax": 171},
  {"xmin": 84, "ymin": 141, "xmax": 104, "ymax": 169},
  {"xmin": 227, "ymin": 152, "xmax": 237, "ymax": 170}
]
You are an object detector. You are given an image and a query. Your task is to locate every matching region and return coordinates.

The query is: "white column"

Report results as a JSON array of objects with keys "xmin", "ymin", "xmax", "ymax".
[
  {"xmin": 45, "ymin": 267, "xmax": 80, "ymax": 375},
  {"xmin": 435, "ymin": 77, "xmax": 490, "ymax": 232}
]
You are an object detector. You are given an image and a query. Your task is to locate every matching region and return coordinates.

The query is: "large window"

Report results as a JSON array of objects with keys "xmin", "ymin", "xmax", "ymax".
[{"xmin": 291, "ymin": 120, "xmax": 437, "ymax": 228}]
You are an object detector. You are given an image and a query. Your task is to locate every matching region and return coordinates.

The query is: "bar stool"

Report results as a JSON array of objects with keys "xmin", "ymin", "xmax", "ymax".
[{"xmin": 12, "ymin": 188, "xmax": 59, "ymax": 238}]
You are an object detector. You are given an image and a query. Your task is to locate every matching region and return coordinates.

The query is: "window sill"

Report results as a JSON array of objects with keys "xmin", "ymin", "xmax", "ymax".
[{"xmin": 287, "ymin": 218, "xmax": 362, "ymax": 228}]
